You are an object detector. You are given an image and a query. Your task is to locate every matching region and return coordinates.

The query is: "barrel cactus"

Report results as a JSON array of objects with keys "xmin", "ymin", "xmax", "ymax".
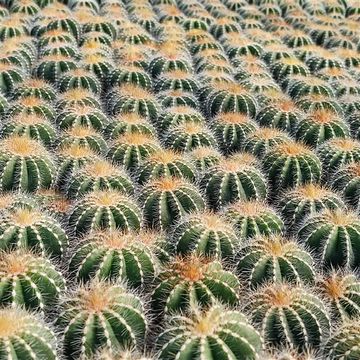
[
  {"xmin": 58, "ymin": 68, "xmax": 101, "ymax": 94},
  {"xmin": 188, "ymin": 146, "xmax": 222, "ymax": 173},
  {"xmin": 13, "ymin": 78, "xmax": 56, "ymax": 102},
  {"xmin": 56, "ymin": 88, "xmax": 100, "ymax": 109}
]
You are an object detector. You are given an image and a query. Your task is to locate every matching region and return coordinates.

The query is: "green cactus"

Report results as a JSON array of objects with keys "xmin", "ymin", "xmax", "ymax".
[
  {"xmin": 262, "ymin": 347, "xmax": 318, "ymax": 360},
  {"xmin": 38, "ymin": 28, "xmax": 77, "ymax": 47},
  {"xmin": 0, "ymin": 62, "xmax": 24, "ymax": 94},
  {"xmin": 45, "ymin": 16, "xmax": 81, "ymax": 40},
  {"xmin": 0, "ymin": 17, "xmax": 27, "ymax": 40},
  {"xmin": 140, "ymin": 176, "xmax": 205, "ymax": 230},
  {"xmin": 69, "ymin": 189, "xmax": 142, "ymax": 236},
  {"xmin": 237, "ymin": 235, "xmax": 315, "ymax": 287},
  {"xmin": 0, "ymin": 249, "xmax": 65, "ymax": 311},
  {"xmin": 0, "ymin": 205, "xmax": 68, "ymax": 258},
  {"xmin": 94, "ymin": 348, "xmax": 153, "ymax": 360},
  {"xmin": 108, "ymin": 65, "xmax": 152, "ymax": 89},
  {"xmin": 13, "ymin": 78, "xmax": 56, "ymax": 102},
  {"xmin": 0, "ymin": 307, "xmax": 57, "ymax": 359},
  {"xmin": 56, "ymin": 88, "xmax": 101, "ymax": 109},
  {"xmin": 149, "ymin": 53, "xmax": 192, "ymax": 78},
  {"xmin": 295, "ymin": 94, "xmax": 343, "ymax": 115},
  {"xmin": 172, "ymin": 210, "xmax": 239, "ymax": 259},
  {"xmin": 298, "ymin": 208, "xmax": 360, "ymax": 269},
  {"xmin": 287, "ymin": 75, "xmax": 334, "ymax": 99},
  {"xmin": 152, "ymin": 254, "xmax": 239, "ymax": 314},
  {"xmin": 66, "ymin": 158, "xmax": 134, "ymax": 198},
  {"xmin": 57, "ymin": 281, "xmax": 147, "ymax": 359},
  {"xmin": 201, "ymin": 153, "xmax": 268, "ymax": 210},
  {"xmin": 58, "ymin": 68, "xmax": 101, "ymax": 94},
  {"xmin": 159, "ymin": 90, "xmax": 199, "ymax": 109},
  {"xmin": 270, "ymin": 57, "xmax": 309, "ymax": 81},
  {"xmin": 155, "ymin": 69, "xmax": 199, "ymax": 93},
  {"xmin": 83, "ymin": 53, "xmax": 114, "ymax": 81},
  {"xmin": 245, "ymin": 282, "xmax": 330, "ymax": 350},
  {"xmin": 306, "ymin": 51, "xmax": 342, "ymax": 72},
  {"xmin": 188, "ymin": 146, "xmax": 221, "ymax": 173},
  {"xmin": 156, "ymin": 304, "xmax": 262, "ymax": 360},
  {"xmin": 263, "ymin": 141, "xmax": 322, "ymax": 192},
  {"xmin": 82, "ymin": 17, "xmax": 117, "ymax": 39}
]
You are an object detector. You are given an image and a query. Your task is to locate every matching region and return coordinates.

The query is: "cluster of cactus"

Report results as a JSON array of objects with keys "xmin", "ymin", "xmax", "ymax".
[{"xmin": 0, "ymin": 0, "xmax": 359, "ymax": 359}]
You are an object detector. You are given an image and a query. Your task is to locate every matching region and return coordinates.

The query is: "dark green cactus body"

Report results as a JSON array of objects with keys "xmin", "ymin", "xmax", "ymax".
[{"xmin": 58, "ymin": 68, "xmax": 101, "ymax": 94}]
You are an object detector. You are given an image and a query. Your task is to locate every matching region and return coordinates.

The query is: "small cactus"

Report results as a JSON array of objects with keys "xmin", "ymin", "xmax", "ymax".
[
  {"xmin": 188, "ymin": 145, "xmax": 221, "ymax": 172},
  {"xmin": 237, "ymin": 235, "xmax": 315, "ymax": 287},
  {"xmin": 0, "ymin": 62, "xmax": 24, "ymax": 94},
  {"xmin": 152, "ymin": 254, "xmax": 239, "ymax": 314},
  {"xmin": 58, "ymin": 68, "xmax": 101, "ymax": 94},
  {"xmin": 57, "ymin": 281, "xmax": 147, "ymax": 359},
  {"xmin": 298, "ymin": 208, "xmax": 360, "ymax": 269},
  {"xmin": 108, "ymin": 65, "xmax": 152, "ymax": 89},
  {"xmin": 155, "ymin": 69, "xmax": 199, "ymax": 93},
  {"xmin": 56, "ymin": 88, "xmax": 101, "ymax": 109},
  {"xmin": 0, "ymin": 249, "xmax": 65, "ymax": 311},
  {"xmin": 156, "ymin": 304, "xmax": 262, "ymax": 360},
  {"xmin": 13, "ymin": 78, "xmax": 56, "ymax": 102}
]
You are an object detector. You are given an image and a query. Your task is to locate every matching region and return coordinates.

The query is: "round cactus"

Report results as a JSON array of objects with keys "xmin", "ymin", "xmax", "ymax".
[
  {"xmin": 270, "ymin": 57, "xmax": 309, "ymax": 81},
  {"xmin": 155, "ymin": 69, "xmax": 199, "ymax": 93},
  {"xmin": 263, "ymin": 141, "xmax": 322, "ymax": 192},
  {"xmin": 12, "ymin": 78, "xmax": 56, "ymax": 102},
  {"xmin": 0, "ymin": 249, "xmax": 65, "ymax": 311},
  {"xmin": 58, "ymin": 68, "xmax": 101, "ymax": 94},
  {"xmin": 69, "ymin": 229, "xmax": 158, "ymax": 287},
  {"xmin": 287, "ymin": 75, "xmax": 334, "ymax": 99},
  {"xmin": 201, "ymin": 153, "xmax": 268, "ymax": 210},
  {"xmin": 156, "ymin": 304, "xmax": 262, "ymax": 360},
  {"xmin": 34, "ymin": 188, "xmax": 72, "ymax": 219},
  {"xmin": 172, "ymin": 210, "xmax": 239, "ymax": 259},
  {"xmin": 152, "ymin": 254, "xmax": 239, "ymax": 314},
  {"xmin": 56, "ymin": 88, "xmax": 101, "ymax": 109},
  {"xmin": 69, "ymin": 189, "xmax": 142, "ymax": 236},
  {"xmin": 66, "ymin": 159, "xmax": 134, "ymax": 198},
  {"xmin": 296, "ymin": 109, "xmax": 349, "ymax": 147},
  {"xmin": 82, "ymin": 53, "xmax": 114, "ymax": 81},
  {"xmin": 158, "ymin": 90, "xmax": 199, "ymax": 109},
  {"xmin": 237, "ymin": 235, "xmax": 315, "ymax": 288},
  {"xmin": 188, "ymin": 146, "xmax": 222, "ymax": 173},
  {"xmin": 295, "ymin": 94, "xmax": 343, "ymax": 115},
  {"xmin": 108, "ymin": 65, "xmax": 152, "ymax": 89},
  {"xmin": 0, "ymin": 135, "xmax": 55, "ymax": 192},
  {"xmin": 107, "ymin": 133, "xmax": 160, "ymax": 170},
  {"xmin": 136, "ymin": 149, "xmax": 196, "ymax": 184},
  {"xmin": 298, "ymin": 208, "xmax": 360, "ymax": 269},
  {"xmin": 57, "ymin": 281, "xmax": 147, "ymax": 359},
  {"xmin": 0, "ymin": 205, "xmax": 68, "ymax": 258},
  {"xmin": 140, "ymin": 176, "xmax": 205, "ymax": 230},
  {"xmin": 262, "ymin": 347, "xmax": 319, "ymax": 360},
  {"xmin": 0, "ymin": 308, "xmax": 57, "ymax": 359},
  {"xmin": 0, "ymin": 62, "xmax": 24, "ymax": 94},
  {"xmin": 245, "ymin": 282, "xmax": 330, "ymax": 350}
]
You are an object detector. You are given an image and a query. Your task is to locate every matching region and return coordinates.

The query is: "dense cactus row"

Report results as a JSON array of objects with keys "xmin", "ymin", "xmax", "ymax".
[{"xmin": 0, "ymin": 0, "xmax": 359, "ymax": 359}]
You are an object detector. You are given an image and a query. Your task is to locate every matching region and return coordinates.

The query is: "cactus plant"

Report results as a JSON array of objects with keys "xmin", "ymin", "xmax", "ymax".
[
  {"xmin": 57, "ymin": 281, "xmax": 147, "ymax": 359},
  {"xmin": 0, "ymin": 63, "xmax": 24, "ymax": 94},
  {"xmin": 140, "ymin": 176, "xmax": 205, "ymax": 230},
  {"xmin": 295, "ymin": 94, "xmax": 343, "ymax": 115},
  {"xmin": 152, "ymin": 254, "xmax": 239, "ymax": 314},
  {"xmin": 245, "ymin": 282, "xmax": 330, "ymax": 350},
  {"xmin": 0, "ymin": 249, "xmax": 65, "ymax": 311},
  {"xmin": 13, "ymin": 78, "xmax": 56, "ymax": 102},
  {"xmin": 158, "ymin": 90, "xmax": 199, "ymax": 109},
  {"xmin": 287, "ymin": 75, "xmax": 334, "ymax": 99},
  {"xmin": 201, "ymin": 153, "xmax": 268, "ymax": 210},
  {"xmin": 56, "ymin": 88, "xmax": 101, "ymax": 109},
  {"xmin": 6, "ymin": 96, "xmax": 55, "ymax": 120},
  {"xmin": 156, "ymin": 304, "xmax": 262, "ymax": 360},
  {"xmin": 188, "ymin": 145, "xmax": 221, "ymax": 173},
  {"xmin": 58, "ymin": 68, "xmax": 101, "ymax": 94},
  {"xmin": 69, "ymin": 189, "xmax": 142, "ymax": 236},
  {"xmin": 35, "ymin": 188, "xmax": 72, "ymax": 219},
  {"xmin": 108, "ymin": 65, "xmax": 152, "ymax": 89}
]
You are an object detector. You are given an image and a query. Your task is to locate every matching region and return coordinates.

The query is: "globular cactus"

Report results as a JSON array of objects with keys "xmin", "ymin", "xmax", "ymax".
[
  {"xmin": 69, "ymin": 189, "xmax": 142, "ymax": 236},
  {"xmin": 58, "ymin": 68, "xmax": 101, "ymax": 94},
  {"xmin": 171, "ymin": 210, "xmax": 239, "ymax": 259},
  {"xmin": 263, "ymin": 141, "xmax": 322, "ymax": 192},
  {"xmin": 108, "ymin": 65, "xmax": 152, "ymax": 89},
  {"xmin": 201, "ymin": 153, "xmax": 268, "ymax": 210},
  {"xmin": 278, "ymin": 184, "xmax": 344, "ymax": 231},
  {"xmin": 0, "ymin": 113, "xmax": 56, "ymax": 147},
  {"xmin": 66, "ymin": 159, "xmax": 134, "ymax": 198},
  {"xmin": 34, "ymin": 188, "xmax": 72, "ymax": 219},
  {"xmin": 296, "ymin": 109, "xmax": 349, "ymax": 147},
  {"xmin": 0, "ymin": 135, "xmax": 55, "ymax": 192},
  {"xmin": 56, "ymin": 88, "xmax": 101, "ymax": 109},
  {"xmin": 225, "ymin": 200, "xmax": 284, "ymax": 240},
  {"xmin": 44, "ymin": 15, "xmax": 81, "ymax": 41},
  {"xmin": 0, "ymin": 62, "xmax": 24, "ymax": 94},
  {"xmin": 263, "ymin": 347, "xmax": 319, "ymax": 360},
  {"xmin": 107, "ymin": 133, "xmax": 160, "ymax": 170},
  {"xmin": 158, "ymin": 89, "xmax": 199, "ymax": 109},
  {"xmin": 298, "ymin": 209, "xmax": 360, "ymax": 269},
  {"xmin": 270, "ymin": 57, "xmax": 309, "ymax": 81},
  {"xmin": 149, "ymin": 51, "xmax": 192, "ymax": 78},
  {"xmin": 318, "ymin": 270, "xmax": 360, "ymax": 321},
  {"xmin": 156, "ymin": 304, "xmax": 262, "ymax": 360},
  {"xmin": 69, "ymin": 229, "xmax": 158, "ymax": 287},
  {"xmin": 0, "ymin": 308, "xmax": 57, "ymax": 359},
  {"xmin": 324, "ymin": 319, "xmax": 360, "ymax": 360},
  {"xmin": 0, "ymin": 205, "xmax": 68, "ymax": 258},
  {"xmin": 82, "ymin": 53, "xmax": 114, "ymax": 81},
  {"xmin": 152, "ymin": 254, "xmax": 239, "ymax": 314},
  {"xmin": 287, "ymin": 75, "xmax": 334, "ymax": 99},
  {"xmin": 237, "ymin": 235, "xmax": 315, "ymax": 288},
  {"xmin": 140, "ymin": 176, "xmax": 205, "ymax": 230},
  {"xmin": 155, "ymin": 69, "xmax": 199, "ymax": 93},
  {"xmin": 94, "ymin": 348, "xmax": 153, "ymax": 360},
  {"xmin": 0, "ymin": 249, "xmax": 65, "ymax": 311},
  {"xmin": 13, "ymin": 78, "xmax": 56, "ymax": 102},
  {"xmin": 188, "ymin": 145, "xmax": 221, "ymax": 173},
  {"xmin": 136, "ymin": 149, "xmax": 196, "ymax": 184},
  {"xmin": 245, "ymin": 282, "xmax": 330, "ymax": 350},
  {"xmin": 57, "ymin": 281, "xmax": 147, "ymax": 359},
  {"xmin": 295, "ymin": 94, "xmax": 343, "ymax": 115},
  {"xmin": 211, "ymin": 112, "xmax": 257, "ymax": 154}
]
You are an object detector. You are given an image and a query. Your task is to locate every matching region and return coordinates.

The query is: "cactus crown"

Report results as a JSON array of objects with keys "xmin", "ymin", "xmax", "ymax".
[
  {"xmin": 59, "ymin": 144, "xmax": 95, "ymax": 158},
  {"xmin": 190, "ymin": 146, "xmax": 221, "ymax": 158},
  {"xmin": 250, "ymin": 127, "xmax": 287, "ymax": 139},
  {"xmin": 8, "ymin": 207, "xmax": 42, "ymax": 226},
  {"xmin": 217, "ymin": 153, "xmax": 259, "ymax": 171},
  {"xmin": 0, "ymin": 135, "xmax": 45, "ymax": 156},
  {"xmin": 293, "ymin": 183, "xmax": 335, "ymax": 199},
  {"xmin": 60, "ymin": 88, "xmax": 95, "ymax": 101},
  {"xmin": 341, "ymin": 162, "xmax": 360, "ymax": 176},
  {"xmin": 0, "ymin": 249, "xmax": 37, "ymax": 275},
  {"xmin": 64, "ymin": 126, "xmax": 99, "ymax": 137},
  {"xmin": 149, "ymin": 176, "xmax": 186, "ymax": 191},
  {"xmin": 114, "ymin": 132, "xmax": 157, "ymax": 146},
  {"xmin": 327, "ymin": 138, "xmax": 360, "ymax": 151},
  {"xmin": 114, "ymin": 113, "xmax": 147, "ymax": 125},
  {"xmin": 321, "ymin": 272, "xmax": 348, "ymax": 300},
  {"xmin": 307, "ymin": 109, "xmax": 341, "ymax": 124},
  {"xmin": 0, "ymin": 308, "xmax": 30, "ymax": 336},
  {"xmin": 10, "ymin": 113, "xmax": 47, "ymax": 125},
  {"xmin": 118, "ymin": 84, "xmax": 154, "ymax": 99},
  {"xmin": 79, "ymin": 160, "xmax": 123, "ymax": 177},
  {"xmin": 227, "ymin": 200, "xmax": 269, "ymax": 216},
  {"xmin": 321, "ymin": 208, "xmax": 358, "ymax": 226},
  {"xmin": 214, "ymin": 112, "xmax": 252, "ymax": 124},
  {"xmin": 216, "ymin": 82, "xmax": 249, "ymax": 94},
  {"xmin": 147, "ymin": 149, "xmax": 183, "ymax": 163},
  {"xmin": 85, "ymin": 190, "xmax": 131, "ymax": 207},
  {"xmin": 275, "ymin": 98, "xmax": 298, "ymax": 111},
  {"xmin": 274, "ymin": 142, "xmax": 312, "ymax": 156},
  {"xmin": 254, "ymin": 235, "xmax": 300, "ymax": 256}
]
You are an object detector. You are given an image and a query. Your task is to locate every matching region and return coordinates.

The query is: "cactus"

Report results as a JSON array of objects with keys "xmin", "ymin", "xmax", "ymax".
[
  {"xmin": 237, "ymin": 235, "xmax": 315, "ymax": 287},
  {"xmin": 0, "ymin": 249, "xmax": 65, "ymax": 311},
  {"xmin": 201, "ymin": 153, "xmax": 268, "ymax": 210},
  {"xmin": 188, "ymin": 146, "xmax": 221, "ymax": 173},
  {"xmin": 82, "ymin": 53, "xmax": 114, "ymax": 81},
  {"xmin": 172, "ymin": 210, "xmax": 239, "ymax": 259},
  {"xmin": 263, "ymin": 347, "xmax": 319, "ymax": 360},
  {"xmin": 211, "ymin": 112, "xmax": 257, "ymax": 154},
  {"xmin": 0, "ymin": 135, "xmax": 55, "ymax": 192},
  {"xmin": 149, "ymin": 53, "xmax": 192, "ymax": 78},
  {"xmin": 263, "ymin": 141, "xmax": 322, "ymax": 192},
  {"xmin": 108, "ymin": 65, "xmax": 152, "ymax": 89},
  {"xmin": 270, "ymin": 57, "xmax": 309, "ymax": 81},
  {"xmin": 38, "ymin": 28, "xmax": 76, "ymax": 47},
  {"xmin": 13, "ymin": 78, "xmax": 56, "ymax": 102},
  {"xmin": 245, "ymin": 282, "xmax": 330, "ymax": 350},
  {"xmin": 56, "ymin": 88, "xmax": 101, "ymax": 109},
  {"xmin": 35, "ymin": 188, "xmax": 72, "ymax": 219},
  {"xmin": 69, "ymin": 189, "xmax": 142, "ymax": 236},
  {"xmin": 57, "ymin": 281, "xmax": 147, "ymax": 359},
  {"xmin": 158, "ymin": 90, "xmax": 199, "ymax": 109},
  {"xmin": 298, "ymin": 209, "xmax": 360, "ymax": 269},
  {"xmin": 225, "ymin": 200, "xmax": 284, "ymax": 240},
  {"xmin": 156, "ymin": 304, "xmax": 262, "ymax": 360},
  {"xmin": 137, "ymin": 149, "xmax": 196, "ymax": 184},
  {"xmin": 0, "ymin": 63, "xmax": 24, "ymax": 94},
  {"xmin": 0, "ymin": 113, "xmax": 56, "ymax": 147},
  {"xmin": 0, "ymin": 205, "xmax": 68, "ymax": 258},
  {"xmin": 107, "ymin": 133, "xmax": 160, "ymax": 170},
  {"xmin": 83, "ymin": 17, "xmax": 117, "ymax": 39},
  {"xmin": 45, "ymin": 15, "xmax": 81, "ymax": 40},
  {"xmin": 296, "ymin": 109, "xmax": 349, "ymax": 147},
  {"xmin": 0, "ymin": 308, "xmax": 57, "ymax": 359},
  {"xmin": 155, "ymin": 70, "xmax": 199, "ymax": 93},
  {"xmin": 140, "ymin": 176, "xmax": 205, "ymax": 230},
  {"xmin": 94, "ymin": 348, "xmax": 153, "ymax": 360},
  {"xmin": 152, "ymin": 254, "xmax": 239, "ymax": 314},
  {"xmin": 66, "ymin": 158, "xmax": 134, "ymax": 198},
  {"xmin": 287, "ymin": 75, "xmax": 334, "ymax": 99},
  {"xmin": 295, "ymin": 94, "xmax": 343, "ymax": 115},
  {"xmin": 0, "ymin": 17, "xmax": 27, "ymax": 40},
  {"xmin": 324, "ymin": 319, "xmax": 360, "ymax": 360},
  {"xmin": 58, "ymin": 68, "xmax": 101, "ymax": 94}
]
